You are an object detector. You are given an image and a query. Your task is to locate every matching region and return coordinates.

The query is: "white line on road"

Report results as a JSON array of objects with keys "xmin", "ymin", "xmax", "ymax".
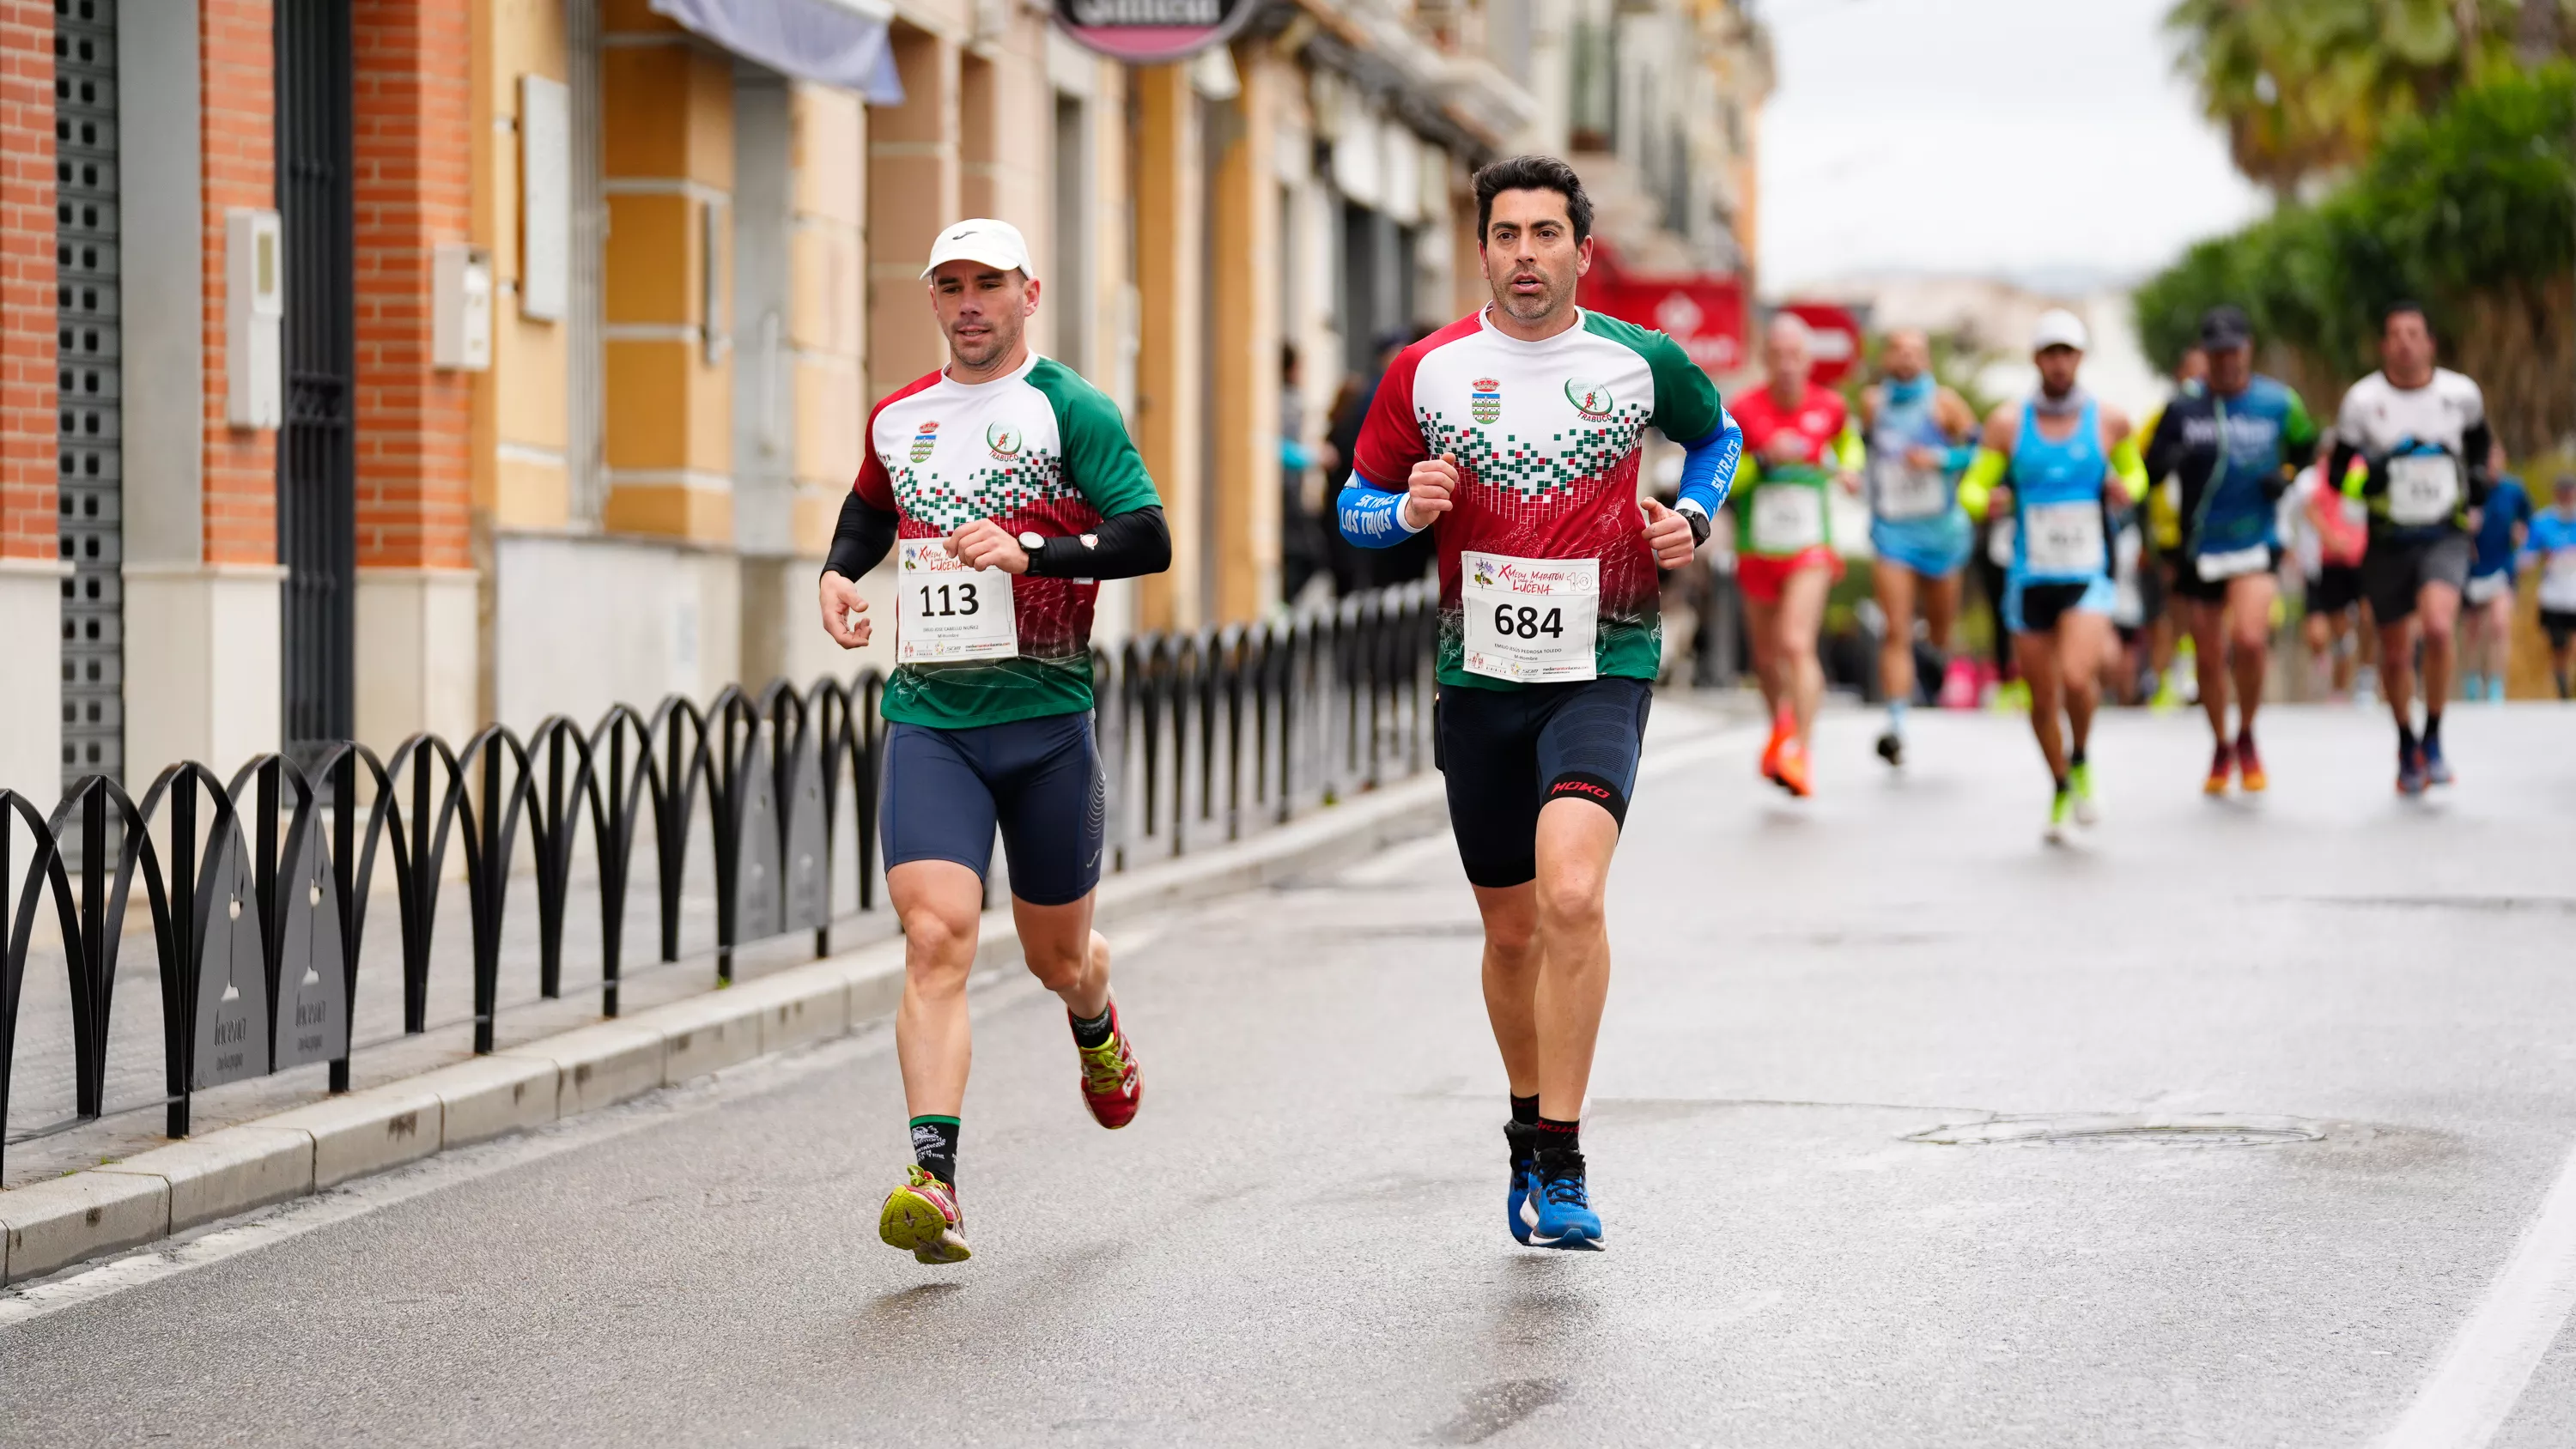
[{"xmin": 2379, "ymin": 1136, "xmax": 2576, "ymax": 1448}]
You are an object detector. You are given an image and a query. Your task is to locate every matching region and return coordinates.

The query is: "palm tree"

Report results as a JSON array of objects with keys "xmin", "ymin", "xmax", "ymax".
[{"xmin": 2165, "ymin": 0, "xmax": 2550, "ymax": 197}]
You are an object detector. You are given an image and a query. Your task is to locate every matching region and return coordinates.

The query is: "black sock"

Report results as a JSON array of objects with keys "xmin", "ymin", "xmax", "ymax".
[
  {"xmin": 908, "ymin": 1115, "xmax": 959, "ymax": 1187},
  {"xmin": 2424, "ymin": 710, "xmax": 2443, "ymax": 743},
  {"xmin": 1510, "ymin": 1093, "xmax": 1540, "ymax": 1126},
  {"xmin": 1068, "ymin": 1003, "xmax": 1115, "ymax": 1049},
  {"xmin": 2069, "ymin": 749, "xmax": 2087, "ymax": 767},
  {"xmin": 2399, "ymin": 722, "xmax": 2419, "ymax": 755},
  {"xmin": 1535, "ymin": 1116, "xmax": 1581, "ymax": 1157},
  {"xmin": 2052, "ymin": 773, "xmax": 2069, "ymax": 795}
]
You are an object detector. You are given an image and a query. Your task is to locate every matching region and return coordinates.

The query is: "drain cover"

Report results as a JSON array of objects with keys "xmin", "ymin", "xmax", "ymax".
[{"xmin": 1905, "ymin": 1113, "xmax": 2325, "ymax": 1148}]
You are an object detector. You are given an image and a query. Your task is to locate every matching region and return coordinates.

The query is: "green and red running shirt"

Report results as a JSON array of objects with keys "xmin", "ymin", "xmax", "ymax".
[
  {"xmin": 1338, "ymin": 307, "xmax": 1739, "ymax": 689},
  {"xmin": 855, "ymin": 354, "xmax": 1159, "ymax": 728}
]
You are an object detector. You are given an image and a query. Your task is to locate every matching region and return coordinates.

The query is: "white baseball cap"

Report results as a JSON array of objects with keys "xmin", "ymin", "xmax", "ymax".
[
  {"xmin": 2032, "ymin": 308, "xmax": 2088, "ymax": 354},
  {"xmin": 920, "ymin": 218, "xmax": 1036, "ymax": 282}
]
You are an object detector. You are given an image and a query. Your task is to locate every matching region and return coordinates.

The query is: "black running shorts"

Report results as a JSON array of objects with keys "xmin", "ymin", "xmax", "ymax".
[
  {"xmin": 880, "ymin": 712, "xmax": 1105, "ymax": 906},
  {"xmin": 1435, "ymin": 676, "xmax": 1651, "ymax": 889},
  {"xmin": 2307, "ymin": 563, "xmax": 2364, "ymax": 617},
  {"xmin": 2361, "ymin": 534, "xmax": 2473, "ymax": 624},
  {"xmin": 2172, "ymin": 546, "xmax": 2283, "ymax": 605}
]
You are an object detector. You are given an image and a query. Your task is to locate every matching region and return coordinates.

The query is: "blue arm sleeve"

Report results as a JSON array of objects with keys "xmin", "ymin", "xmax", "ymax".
[
  {"xmin": 1674, "ymin": 408, "xmax": 1743, "ymax": 520},
  {"xmin": 1336, "ymin": 474, "xmax": 1423, "ymax": 549}
]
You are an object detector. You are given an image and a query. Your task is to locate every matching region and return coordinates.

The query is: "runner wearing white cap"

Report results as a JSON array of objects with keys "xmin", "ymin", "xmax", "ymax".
[
  {"xmin": 818, "ymin": 217, "xmax": 1170, "ymax": 1264},
  {"xmin": 1958, "ymin": 310, "xmax": 2148, "ymax": 842}
]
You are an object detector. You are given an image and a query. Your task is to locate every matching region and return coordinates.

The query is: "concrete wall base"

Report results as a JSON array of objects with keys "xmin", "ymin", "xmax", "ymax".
[
  {"xmin": 355, "ymin": 567, "xmax": 478, "ymax": 757},
  {"xmin": 491, "ymin": 532, "xmax": 744, "ymax": 731},
  {"xmin": 122, "ymin": 563, "xmax": 284, "ymax": 785}
]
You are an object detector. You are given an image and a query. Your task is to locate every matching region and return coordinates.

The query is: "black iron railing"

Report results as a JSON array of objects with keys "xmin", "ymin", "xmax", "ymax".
[{"xmin": 0, "ymin": 583, "xmax": 1437, "ymax": 1174}]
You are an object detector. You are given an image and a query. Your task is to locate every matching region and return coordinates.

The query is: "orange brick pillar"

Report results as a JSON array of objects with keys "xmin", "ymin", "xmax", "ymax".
[
  {"xmin": 0, "ymin": 0, "xmax": 57, "ymax": 795},
  {"xmin": 350, "ymin": 0, "xmax": 476, "ymax": 753}
]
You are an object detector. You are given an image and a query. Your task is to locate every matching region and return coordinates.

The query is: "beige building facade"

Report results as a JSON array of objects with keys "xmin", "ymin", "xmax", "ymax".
[{"xmin": 0, "ymin": 0, "xmax": 1770, "ymax": 798}]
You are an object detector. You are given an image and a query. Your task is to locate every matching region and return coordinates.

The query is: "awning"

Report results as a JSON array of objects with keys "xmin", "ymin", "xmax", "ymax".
[{"xmin": 649, "ymin": 0, "xmax": 905, "ymax": 106}]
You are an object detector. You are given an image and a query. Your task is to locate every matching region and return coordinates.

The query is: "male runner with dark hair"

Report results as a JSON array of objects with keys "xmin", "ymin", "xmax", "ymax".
[
  {"xmin": 2329, "ymin": 302, "xmax": 2497, "ymax": 792},
  {"xmin": 818, "ymin": 218, "xmax": 1169, "ymax": 1264},
  {"xmin": 2142, "ymin": 306, "xmax": 2318, "ymax": 794},
  {"xmin": 1337, "ymin": 154, "xmax": 1740, "ymax": 1249}
]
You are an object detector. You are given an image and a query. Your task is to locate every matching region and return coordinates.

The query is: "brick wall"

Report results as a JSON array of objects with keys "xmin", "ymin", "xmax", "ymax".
[
  {"xmin": 351, "ymin": 0, "xmax": 470, "ymax": 570},
  {"xmin": 201, "ymin": 0, "xmax": 274, "ymax": 567},
  {"xmin": 0, "ymin": 0, "xmax": 53, "ymax": 564}
]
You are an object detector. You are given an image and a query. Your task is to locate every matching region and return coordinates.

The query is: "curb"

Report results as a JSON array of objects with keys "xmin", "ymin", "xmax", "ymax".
[{"xmin": 0, "ymin": 768, "xmax": 1455, "ymax": 1286}]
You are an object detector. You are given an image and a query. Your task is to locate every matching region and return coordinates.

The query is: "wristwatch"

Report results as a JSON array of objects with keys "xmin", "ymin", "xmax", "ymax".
[
  {"xmin": 1018, "ymin": 530, "xmax": 1044, "ymax": 551},
  {"xmin": 1682, "ymin": 507, "xmax": 1712, "ymax": 548}
]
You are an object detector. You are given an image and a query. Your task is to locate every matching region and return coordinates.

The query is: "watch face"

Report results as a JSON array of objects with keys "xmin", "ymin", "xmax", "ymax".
[{"xmin": 1018, "ymin": 531, "xmax": 1044, "ymax": 550}]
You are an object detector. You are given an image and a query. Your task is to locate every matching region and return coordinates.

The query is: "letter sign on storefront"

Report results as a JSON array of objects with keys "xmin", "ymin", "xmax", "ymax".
[{"xmin": 1054, "ymin": 0, "xmax": 1258, "ymax": 64}]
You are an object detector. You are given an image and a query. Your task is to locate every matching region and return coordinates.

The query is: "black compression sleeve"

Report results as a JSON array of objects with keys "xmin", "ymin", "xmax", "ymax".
[
  {"xmin": 2328, "ymin": 439, "xmax": 2360, "ymax": 490},
  {"xmin": 1028, "ymin": 505, "xmax": 1172, "ymax": 581},
  {"xmin": 823, "ymin": 490, "xmax": 899, "ymax": 580},
  {"xmin": 2141, "ymin": 403, "xmax": 2183, "ymax": 485},
  {"xmin": 2463, "ymin": 420, "xmax": 2497, "ymax": 504}
]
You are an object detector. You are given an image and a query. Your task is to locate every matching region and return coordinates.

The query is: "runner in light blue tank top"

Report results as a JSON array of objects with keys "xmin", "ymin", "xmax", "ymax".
[
  {"xmin": 1857, "ymin": 330, "xmax": 1980, "ymax": 767},
  {"xmin": 1956, "ymin": 310, "xmax": 2146, "ymax": 843}
]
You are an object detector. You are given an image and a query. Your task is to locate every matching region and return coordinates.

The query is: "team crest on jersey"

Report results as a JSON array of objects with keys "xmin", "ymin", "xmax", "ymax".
[
  {"xmin": 987, "ymin": 421, "xmax": 1024, "ymax": 460},
  {"xmin": 909, "ymin": 421, "xmax": 941, "ymax": 464},
  {"xmin": 1564, "ymin": 379, "xmax": 1613, "ymax": 420},
  {"xmin": 1471, "ymin": 379, "xmax": 1502, "ymax": 425}
]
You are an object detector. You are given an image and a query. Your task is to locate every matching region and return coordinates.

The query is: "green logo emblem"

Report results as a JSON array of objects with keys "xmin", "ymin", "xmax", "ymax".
[
  {"xmin": 987, "ymin": 421, "xmax": 1024, "ymax": 459},
  {"xmin": 1564, "ymin": 379, "xmax": 1613, "ymax": 420}
]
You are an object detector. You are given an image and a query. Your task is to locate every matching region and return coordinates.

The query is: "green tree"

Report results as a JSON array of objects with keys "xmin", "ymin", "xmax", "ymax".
[
  {"xmin": 2165, "ymin": 0, "xmax": 2555, "ymax": 195},
  {"xmin": 2135, "ymin": 65, "xmax": 2574, "ymax": 454}
]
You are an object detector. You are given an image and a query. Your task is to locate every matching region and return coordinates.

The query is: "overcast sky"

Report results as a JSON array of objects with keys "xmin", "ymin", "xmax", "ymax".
[{"xmin": 1753, "ymin": 0, "xmax": 2269, "ymax": 294}]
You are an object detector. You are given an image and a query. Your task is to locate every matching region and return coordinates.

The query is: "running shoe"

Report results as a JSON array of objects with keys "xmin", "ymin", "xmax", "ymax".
[
  {"xmin": 1990, "ymin": 678, "xmax": 2032, "ymax": 713},
  {"xmin": 2068, "ymin": 761, "xmax": 2100, "ymax": 826},
  {"xmin": 1074, "ymin": 1003, "xmax": 1143, "ymax": 1129},
  {"xmin": 1771, "ymin": 736, "xmax": 1814, "ymax": 797},
  {"xmin": 879, "ymin": 1166, "xmax": 970, "ymax": 1264},
  {"xmin": 2203, "ymin": 741, "xmax": 2234, "ymax": 796},
  {"xmin": 2045, "ymin": 788, "xmax": 2072, "ymax": 844},
  {"xmin": 2423, "ymin": 733, "xmax": 2455, "ymax": 787},
  {"xmin": 2235, "ymin": 732, "xmax": 2267, "ymax": 792},
  {"xmin": 1504, "ymin": 1122, "xmax": 1540, "ymax": 1245},
  {"xmin": 1528, "ymin": 1144, "xmax": 1603, "ymax": 1251},
  {"xmin": 2397, "ymin": 743, "xmax": 2428, "ymax": 797},
  {"xmin": 1759, "ymin": 718, "xmax": 1789, "ymax": 787},
  {"xmin": 1875, "ymin": 731, "xmax": 1905, "ymax": 767}
]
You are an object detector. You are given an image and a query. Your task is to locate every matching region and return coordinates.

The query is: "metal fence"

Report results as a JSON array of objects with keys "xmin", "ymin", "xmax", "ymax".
[{"xmin": 0, "ymin": 583, "xmax": 1437, "ymax": 1175}]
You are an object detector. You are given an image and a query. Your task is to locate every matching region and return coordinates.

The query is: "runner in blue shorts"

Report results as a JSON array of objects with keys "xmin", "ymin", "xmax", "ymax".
[
  {"xmin": 1958, "ymin": 311, "xmax": 2145, "ymax": 843},
  {"xmin": 817, "ymin": 218, "xmax": 1170, "ymax": 1265},
  {"xmin": 1856, "ymin": 329, "xmax": 1980, "ymax": 767}
]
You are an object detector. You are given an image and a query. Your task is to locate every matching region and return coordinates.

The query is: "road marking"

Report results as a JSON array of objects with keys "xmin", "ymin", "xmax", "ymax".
[{"xmin": 2379, "ymin": 1137, "xmax": 2576, "ymax": 1448}]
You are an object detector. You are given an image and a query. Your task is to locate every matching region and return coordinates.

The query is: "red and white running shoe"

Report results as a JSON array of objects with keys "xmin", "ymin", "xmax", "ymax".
[{"xmin": 1074, "ymin": 1003, "xmax": 1143, "ymax": 1130}]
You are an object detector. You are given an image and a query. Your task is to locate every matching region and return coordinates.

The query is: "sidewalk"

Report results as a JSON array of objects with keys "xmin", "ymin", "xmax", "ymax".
[{"xmin": 0, "ymin": 690, "xmax": 1758, "ymax": 1283}]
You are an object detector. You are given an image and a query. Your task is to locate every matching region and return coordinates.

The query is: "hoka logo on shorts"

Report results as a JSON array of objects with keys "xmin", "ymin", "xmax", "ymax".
[
  {"xmin": 909, "ymin": 421, "xmax": 941, "ymax": 464},
  {"xmin": 1472, "ymin": 378, "xmax": 1502, "ymax": 424},
  {"xmin": 1565, "ymin": 379, "xmax": 1614, "ymax": 420},
  {"xmin": 987, "ymin": 421, "xmax": 1024, "ymax": 460}
]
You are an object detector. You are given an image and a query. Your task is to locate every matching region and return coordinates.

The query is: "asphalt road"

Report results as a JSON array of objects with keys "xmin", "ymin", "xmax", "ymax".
[{"xmin": 5, "ymin": 699, "xmax": 2574, "ymax": 1447}]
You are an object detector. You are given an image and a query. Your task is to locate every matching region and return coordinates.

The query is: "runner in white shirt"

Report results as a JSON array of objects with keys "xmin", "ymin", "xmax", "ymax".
[{"xmin": 2327, "ymin": 303, "xmax": 2499, "ymax": 793}]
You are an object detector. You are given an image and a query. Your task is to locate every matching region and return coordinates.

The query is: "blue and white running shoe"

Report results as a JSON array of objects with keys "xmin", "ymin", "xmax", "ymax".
[
  {"xmin": 1528, "ymin": 1145, "xmax": 1604, "ymax": 1251},
  {"xmin": 1505, "ymin": 1124, "xmax": 1540, "ymax": 1244},
  {"xmin": 2423, "ymin": 731, "xmax": 2455, "ymax": 786}
]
